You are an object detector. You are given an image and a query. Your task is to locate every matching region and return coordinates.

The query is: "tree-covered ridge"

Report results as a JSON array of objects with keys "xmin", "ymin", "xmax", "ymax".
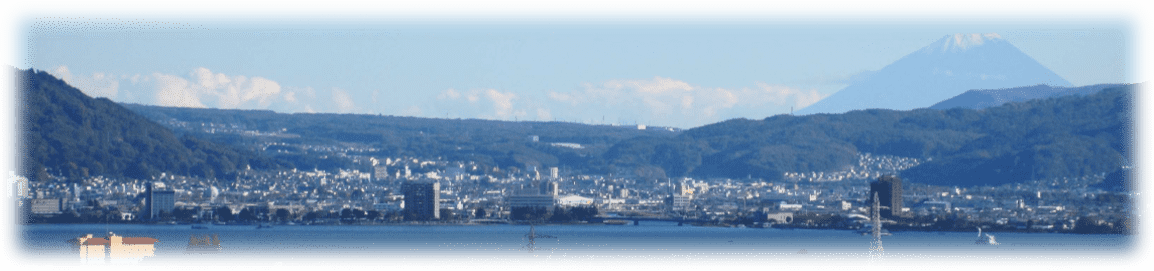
[
  {"xmin": 929, "ymin": 83, "xmax": 1126, "ymax": 110},
  {"xmin": 608, "ymin": 84, "xmax": 1135, "ymax": 187},
  {"xmin": 17, "ymin": 68, "xmax": 288, "ymax": 182},
  {"xmin": 122, "ymin": 102, "xmax": 679, "ymax": 174}
]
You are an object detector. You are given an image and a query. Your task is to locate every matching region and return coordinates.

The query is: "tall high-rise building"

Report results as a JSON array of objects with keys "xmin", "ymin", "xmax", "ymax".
[
  {"xmin": 374, "ymin": 165, "xmax": 389, "ymax": 180},
  {"xmin": 674, "ymin": 182, "xmax": 688, "ymax": 196},
  {"xmin": 869, "ymin": 175, "xmax": 903, "ymax": 218},
  {"xmin": 540, "ymin": 181, "xmax": 559, "ymax": 196},
  {"xmin": 145, "ymin": 182, "xmax": 175, "ymax": 220},
  {"xmin": 402, "ymin": 181, "xmax": 440, "ymax": 220}
]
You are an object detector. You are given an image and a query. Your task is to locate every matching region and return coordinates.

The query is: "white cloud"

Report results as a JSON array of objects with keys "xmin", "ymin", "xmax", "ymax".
[
  {"xmin": 48, "ymin": 65, "xmax": 120, "ymax": 99},
  {"xmin": 135, "ymin": 67, "xmax": 294, "ymax": 111},
  {"xmin": 537, "ymin": 76, "xmax": 827, "ymax": 127},
  {"xmin": 536, "ymin": 108, "xmax": 552, "ymax": 121},
  {"xmin": 283, "ymin": 91, "xmax": 297, "ymax": 102},
  {"xmin": 331, "ymin": 87, "xmax": 357, "ymax": 113},
  {"xmin": 427, "ymin": 77, "xmax": 826, "ymax": 127},
  {"xmin": 401, "ymin": 105, "xmax": 422, "ymax": 116},
  {"xmin": 187, "ymin": 68, "xmax": 282, "ymax": 109},
  {"xmin": 438, "ymin": 88, "xmax": 461, "ymax": 100},
  {"xmin": 153, "ymin": 73, "xmax": 205, "ymax": 108},
  {"xmin": 752, "ymin": 83, "xmax": 829, "ymax": 108},
  {"xmin": 485, "ymin": 89, "xmax": 518, "ymax": 118}
]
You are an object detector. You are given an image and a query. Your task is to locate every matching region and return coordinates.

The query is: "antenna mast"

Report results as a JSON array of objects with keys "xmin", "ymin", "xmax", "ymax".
[{"xmin": 870, "ymin": 192, "xmax": 884, "ymax": 259}]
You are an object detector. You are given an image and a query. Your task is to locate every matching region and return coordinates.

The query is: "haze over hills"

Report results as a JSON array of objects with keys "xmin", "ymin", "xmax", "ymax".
[
  {"xmin": 928, "ymin": 83, "xmax": 1126, "ymax": 110},
  {"xmin": 796, "ymin": 33, "xmax": 1073, "ymax": 115},
  {"xmin": 20, "ymin": 65, "xmax": 1133, "ymax": 189}
]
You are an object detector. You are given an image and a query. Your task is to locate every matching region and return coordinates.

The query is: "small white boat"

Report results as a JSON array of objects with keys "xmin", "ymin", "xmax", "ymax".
[{"xmin": 975, "ymin": 227, "xmax": 999, "ymax": 245}]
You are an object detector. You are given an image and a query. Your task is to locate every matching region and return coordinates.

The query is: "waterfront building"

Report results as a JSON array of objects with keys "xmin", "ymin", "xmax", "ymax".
[
  {"xmin": 77, "ymin": 234, "xmax": 108, "ymax": 263},
  {"xmin": 508, "ymin": 195, "xmax": 556, "ymax": 209},
  {"xmin": 75, "ymin": 233, "xmax": 158, "ymax": 264},
  {"xmin": 108, "ymin": 233, "xmax": 159, "ymax": 264},
  {"xmin": 145, "ymin": 182, "xmax": 175, "ymax": 220},
  {"xmin": 869, "ymin": 175, "xmax": 904, "ymax": 218},
  {"xmin": 668, "ymin": 195, "xmax": 691, "ymax": 212},
  {"xmin": 402, "ymin": 181, "xmax": 440, "ymax": 220},
  {"xmin": 777, "ymin": 201, "xmax": 803, "ymax": 211},
  {"xmin": 557, "ymin": 195, "xmax": 594, "ymax": 206},
  {"xmin": 27, "ymin": 198, "xmax": 63, "ymax": 215}
]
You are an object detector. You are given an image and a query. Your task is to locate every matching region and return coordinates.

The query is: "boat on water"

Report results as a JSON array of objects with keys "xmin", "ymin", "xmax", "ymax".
[
  {"xmin": 255, "ymin": 223, "xmax": 273, "ymax": 229},
  {"xmin": 975, "ymin": 227, "xmax": 1000, "ymax": 245},
  {"xmin": 603, "ymin": 219, "xmax": 630, "ymax": 225}
]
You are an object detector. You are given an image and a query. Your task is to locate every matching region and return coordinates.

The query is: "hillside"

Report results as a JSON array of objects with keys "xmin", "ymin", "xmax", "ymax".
[
  {"xmin": 118, "ymin": 81, "xmax": 1134, "ymax": 187},
  {"xmin": 929, "ymin": 83, "xmax": 1125, "ymax": 110},
  {"xmin": 17, "ymin": 68, "xmax": 287, "ymax": 182},
  {"xmin": 609, "ymin": 84, "xmax": 1134, "ymax": 187},
  {"xmin": 121, "ymin": 103, "xmax": 680, "ymax": 174}
]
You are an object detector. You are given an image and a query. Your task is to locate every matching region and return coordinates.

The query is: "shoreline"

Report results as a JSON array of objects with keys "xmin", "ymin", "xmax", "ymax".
[{"xmin": 17, "ymin": 222, "xmax": 1133, "ymax": 235}]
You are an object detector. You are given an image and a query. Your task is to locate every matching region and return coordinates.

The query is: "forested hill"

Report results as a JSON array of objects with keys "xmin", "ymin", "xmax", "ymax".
[
  {"xmin": 121, "ymin": 103, "xmax": 680, "ymax": 174},
  {"xmin": 17, "ymin": 68, "xmax": 288, "ymax": 182},
  {"xmin": 928, "ymin": 83, "xmax": 1126, "ymax": 110},
  {"xmin": 607, "ymin": 84, "xmax": 1135, "ymax": 187}
]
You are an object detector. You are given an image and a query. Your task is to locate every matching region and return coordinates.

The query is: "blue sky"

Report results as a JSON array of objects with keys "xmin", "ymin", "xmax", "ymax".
[{"xmin": 15, "ymin": 19, "xmax": 1135, "ymax": 128}]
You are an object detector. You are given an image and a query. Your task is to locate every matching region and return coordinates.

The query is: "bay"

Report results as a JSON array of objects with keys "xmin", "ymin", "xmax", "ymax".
[{"xmin": 18, "ymin": 222, "xmax": 1135, "ymax": 267}]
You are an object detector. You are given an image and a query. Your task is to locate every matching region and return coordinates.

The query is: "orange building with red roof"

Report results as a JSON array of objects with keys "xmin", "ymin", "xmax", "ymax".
[{"xmin": 74, "ymin": 233, "xmax": 159, "ymax": 264}]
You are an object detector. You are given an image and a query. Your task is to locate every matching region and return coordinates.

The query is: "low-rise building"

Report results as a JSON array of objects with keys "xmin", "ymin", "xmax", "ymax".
[
  {"xmin": 508, "ymin": 195, "xmax": 556, "ymax": 209},
  {"xmin": 27, "ymin": 198, "xmax": 63, "ymax": 215},
  {"xmin": 557, "ymin": 195, "xmax": 594, "ymax": 206}
]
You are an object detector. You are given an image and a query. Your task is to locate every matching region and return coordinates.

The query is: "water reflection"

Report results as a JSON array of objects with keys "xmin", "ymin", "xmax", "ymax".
[{"xmin": 186, "ymin": 233, "xmax": 222, "ymax": 254}]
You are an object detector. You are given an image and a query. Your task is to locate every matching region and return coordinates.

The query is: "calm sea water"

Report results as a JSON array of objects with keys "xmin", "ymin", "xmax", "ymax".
[{"xmin": 18, "ymin": 222, "xmax": 1135, "ymax": 267}]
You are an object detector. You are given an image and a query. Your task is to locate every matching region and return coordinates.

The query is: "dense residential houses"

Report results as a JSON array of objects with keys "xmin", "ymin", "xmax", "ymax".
[{"xmin": 17, "ymin": 151, "xmax": 1131, "ymax": 233}]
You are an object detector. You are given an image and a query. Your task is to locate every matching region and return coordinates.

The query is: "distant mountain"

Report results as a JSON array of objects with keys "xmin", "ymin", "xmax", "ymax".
[
  {"xmin": 606, "ymin": 84, "xmax": 1134, "ymax": 187},
  {"xmin": 17, "ymin": 68, "xmax": 287, "ymax": 182},
  {"xmin": 929, "ymin": 83, "xmax": 1126, "ymax": 110},
  {"xmin": 796, "ymin": 33, "xmax": 1072, "ymax": 115}
]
